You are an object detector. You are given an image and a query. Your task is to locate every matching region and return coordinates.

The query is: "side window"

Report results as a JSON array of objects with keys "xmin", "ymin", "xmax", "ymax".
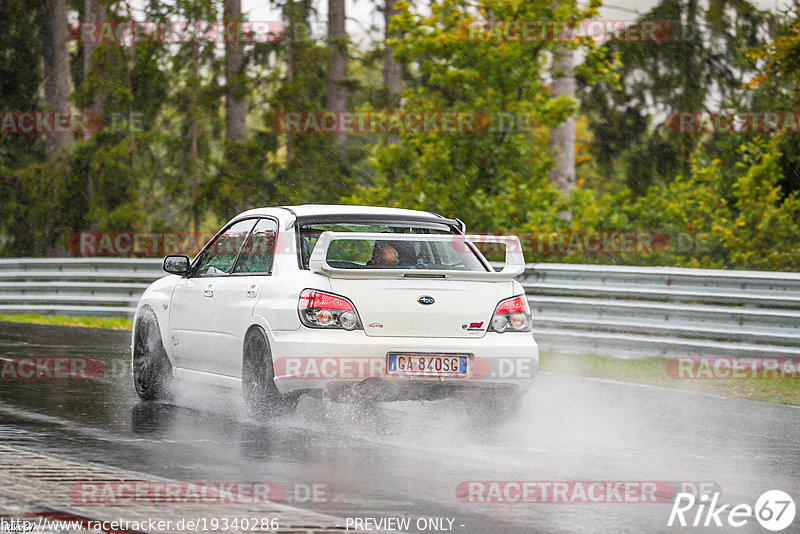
[
  {"xmin": 233, "ymin": 218, "xmax": 278, "ymax": 274},
  {"xmin": 195, "ymin": 219, "xmax": 257, "ymax": 276}
]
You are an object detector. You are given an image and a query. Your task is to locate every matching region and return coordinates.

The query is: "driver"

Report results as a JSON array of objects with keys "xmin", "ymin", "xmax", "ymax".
[{"xmin": 370, "ymin": 242, "xmax": 399, "ymax": 266}]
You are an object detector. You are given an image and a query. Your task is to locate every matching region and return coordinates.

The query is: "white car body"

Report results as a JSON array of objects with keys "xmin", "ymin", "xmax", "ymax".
[{"xmin": 132, "ymin": 205, "xmax": 538, "ymax": 405}]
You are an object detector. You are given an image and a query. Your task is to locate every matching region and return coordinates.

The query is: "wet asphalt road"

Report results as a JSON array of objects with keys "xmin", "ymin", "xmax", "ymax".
[{"xmin": 0, "ymin": 321, "xmax": 798, "ymax": 534}]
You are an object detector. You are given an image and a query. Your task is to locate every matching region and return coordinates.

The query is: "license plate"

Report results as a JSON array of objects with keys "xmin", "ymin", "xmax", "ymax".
[{"xmin": 387, "ymin": 353, "xmax": 469, "ymax": 377}]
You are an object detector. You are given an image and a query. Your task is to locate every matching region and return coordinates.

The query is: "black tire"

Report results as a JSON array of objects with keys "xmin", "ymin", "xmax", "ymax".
[
  {"xmin": 132, "ymin": 306, "xmax": 173, "ymax": 401},
  {"xmin": 242, "ymin": 327, "xmax": 284, "ymax": 418}
]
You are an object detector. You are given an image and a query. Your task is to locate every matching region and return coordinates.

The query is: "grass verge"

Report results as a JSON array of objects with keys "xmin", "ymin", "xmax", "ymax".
[
  {"xmin": 540, "ymin": 351, "xmax": 800, "ymax": 406},
  {"xmin": 0, "ymin": 313, "xmax": 132, "ymax": 330}
]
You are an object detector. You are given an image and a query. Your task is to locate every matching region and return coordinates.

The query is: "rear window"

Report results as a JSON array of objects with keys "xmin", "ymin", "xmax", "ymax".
[
  {"xmin": 324, "ymin": 236, "xmax": 489, "ymax": 271},
  {"xmin": 298, "ymin": 222, "xmax": 487, "ymax": 271}
]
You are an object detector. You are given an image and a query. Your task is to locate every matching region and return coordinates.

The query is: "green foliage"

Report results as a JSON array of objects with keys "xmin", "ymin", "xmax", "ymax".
[
  {"xmin": 346, "ymin": 0, "xmax": 599, "ymax": 232},
  {"xmin": 206, "ymin": 135, "xmax": 279, "ymax": 220},
  {"xmin": 559, "ymin": 138, "xmax": 800, "ymax": 271},
  {"xmin": 0, "ymin": 0, "xmax": 44, "ymax": 168},
  {"xmin": 0, "ymin": 0, "xmax": 798, "ymax": 273},
  {"xmin": 719, "ymin": 138, "xmax": 800, "ymax": 270},
  {"xmin": 580, "ymin": 0, "xmax": 777, "ymax": 192},
  {"xmin": 745, "ymin": 9, "xmax": 800, "ymax": 198}
]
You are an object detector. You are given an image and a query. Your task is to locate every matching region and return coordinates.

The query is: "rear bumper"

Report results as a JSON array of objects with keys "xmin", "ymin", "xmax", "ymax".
[{"xmin": 268, "ymin": 328, "xmax": 539, "ymax": 397}]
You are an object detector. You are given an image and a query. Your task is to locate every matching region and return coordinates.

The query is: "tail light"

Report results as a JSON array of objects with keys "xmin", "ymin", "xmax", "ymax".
[
  {"xmin": 298, "ymin": 289, "xmax": 362, "ymax": 330},
  {"xmin": 489, "ymin": 295, "xmax": 532, "ymax": 333}
]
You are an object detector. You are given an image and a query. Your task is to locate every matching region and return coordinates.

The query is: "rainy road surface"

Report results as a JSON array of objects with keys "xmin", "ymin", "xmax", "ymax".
[{"xmin": 0, "ymin": 321, "xmax": 798, "ymax": 534}]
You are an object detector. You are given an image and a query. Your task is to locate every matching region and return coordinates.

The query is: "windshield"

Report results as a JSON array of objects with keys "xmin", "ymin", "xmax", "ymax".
[{"xmin": 298, "ymin": 222, "xmax": 487, "ymax": 271}]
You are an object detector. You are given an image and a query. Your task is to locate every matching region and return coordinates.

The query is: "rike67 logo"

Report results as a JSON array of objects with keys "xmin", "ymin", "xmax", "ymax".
[{"xmin": 668, "ymin": 490, "xmax": 795, "ymax": 531}]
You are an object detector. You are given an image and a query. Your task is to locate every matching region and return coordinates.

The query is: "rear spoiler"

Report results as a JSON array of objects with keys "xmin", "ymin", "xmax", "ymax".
[{"xmin": 308, "ymin": 232, "xmax": 525, "ymax": 281}]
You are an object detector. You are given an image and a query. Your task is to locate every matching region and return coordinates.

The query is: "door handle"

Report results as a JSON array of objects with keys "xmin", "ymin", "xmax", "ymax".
[
  {"xmin": 203, "ymin": 283, "xmax": 214, "ymax": 297},
  {"xmin": 246, "ymin": 284, "xmax": 259, "ymax": 298}
]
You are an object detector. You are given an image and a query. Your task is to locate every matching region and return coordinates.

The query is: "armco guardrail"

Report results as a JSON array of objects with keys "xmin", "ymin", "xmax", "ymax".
[
  {"xmin": 0, "ymin": 258, "xmax": 798, "ymax": 358},
  {"xmin": 0, "ymin": 258, "xmax": 162, "ymax": 316},
  {"xmin": 520, "ymin": 263, "xmax": 800, "ymax": 359}
]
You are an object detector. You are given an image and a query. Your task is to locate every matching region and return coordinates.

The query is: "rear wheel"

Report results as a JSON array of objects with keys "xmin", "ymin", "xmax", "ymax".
[
  {"xmin": 242, "ymin": 327, "xmax": 285, "ymax": 418},
  {"xmin": 132, "ymin": 306, "xmax": 173, "ymax": 401}
]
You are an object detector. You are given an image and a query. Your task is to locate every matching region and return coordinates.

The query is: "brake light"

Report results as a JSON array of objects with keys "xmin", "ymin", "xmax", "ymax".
[
  {"xmin": 298, "ymin": 289, "xmax": 362, "ymax": 330},
  {"xmin": 301, "ymin": 291, "xmax": 353, "ymax": 310},
  {"xmin": 489, "ymin": 295, "xmax": 532, "ymax": 333}
]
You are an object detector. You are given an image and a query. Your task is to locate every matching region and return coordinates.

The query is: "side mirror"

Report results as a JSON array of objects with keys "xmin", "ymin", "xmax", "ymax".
[{"xmin": 163, "ymin": 255, "xmax": 190, "ymax": 276}]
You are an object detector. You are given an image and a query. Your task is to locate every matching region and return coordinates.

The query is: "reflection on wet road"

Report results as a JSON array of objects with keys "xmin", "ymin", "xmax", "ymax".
[{"xmin": 0, "ymin": 321, "xmax": 798, "ymax": 533}]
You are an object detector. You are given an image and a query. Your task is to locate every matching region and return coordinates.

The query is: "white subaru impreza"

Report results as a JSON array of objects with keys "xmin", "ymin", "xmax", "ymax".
[{"xmin": 131, "ymin": 205, "xmax": 538, "ymax": 420}]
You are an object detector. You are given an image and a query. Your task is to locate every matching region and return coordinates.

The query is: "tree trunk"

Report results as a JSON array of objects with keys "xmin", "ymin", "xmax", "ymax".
[
  {"xmin": 40, "ymin": 0, "xmax": 72, "ymax": 159},
  {"xmin": 82, "ymin": 0, "xmax": 105, "ymax": 129},
  {"xmin": 83, "ymin": 0, "xmax": 105, "ymax": 231},
  {"xmin": 82, "ymin": 0, "xmax": 104, "ymax": 85},
  {"xmin": 190, "ymin": 43, "xmax": 200, "ymax": 236},
  {"xmin": 383, "ymin": 0, "xmax": 401, "ymax": 144},
  {"xmin": 679, "ymin": 0, "xmax": 700, "ymax": 177},
  {"xmin": 191, "ymin": 113, "xmax": 199, "ymax": 236},
  {"xmin": 224, "ymin": 0, "xmax": 246, "ymax": 141},
  {"xmin": 549, "ymin": 43, "xmax": 576, "ymax": 197},
  {"xmin": 284, "ymin": 0, "xmax": 309, "ymax": 163},
  {"xmin": 326, "ymin": 0, "xmax": 347, "ymax": 148}
]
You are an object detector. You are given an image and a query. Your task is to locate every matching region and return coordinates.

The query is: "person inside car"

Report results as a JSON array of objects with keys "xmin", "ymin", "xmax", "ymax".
[{"xmin": 368, "ymin": 242, "xmax": 399, "ymax": 266}]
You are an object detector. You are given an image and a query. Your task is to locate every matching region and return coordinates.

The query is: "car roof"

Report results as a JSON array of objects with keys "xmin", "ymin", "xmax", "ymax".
[
  {"xmin": 283, "ymin": 204, "xmax": 445, "ymax": 219},
  {"xmin": 234, "ymin": 204, "xmax": 451, "ymax": 222}
]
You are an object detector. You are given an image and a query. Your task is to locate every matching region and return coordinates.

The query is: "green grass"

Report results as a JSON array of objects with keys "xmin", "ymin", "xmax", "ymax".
[
  {"xmin": 540, "ymin": 351, "xmax": 800, "ymax": 406},
  {"xmin": 0, "ymin": 313, "xmax": 132, "ymax": 330}
]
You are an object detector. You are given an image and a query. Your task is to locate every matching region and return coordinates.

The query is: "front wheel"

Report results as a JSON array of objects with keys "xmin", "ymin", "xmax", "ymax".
[
  {"xmin": 132, "ymin": 306, "xmax": 173, "ymax": 401},
  {"xmin": 242, "ymin": 327, "xmax": 286, "ymax": 418}
]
